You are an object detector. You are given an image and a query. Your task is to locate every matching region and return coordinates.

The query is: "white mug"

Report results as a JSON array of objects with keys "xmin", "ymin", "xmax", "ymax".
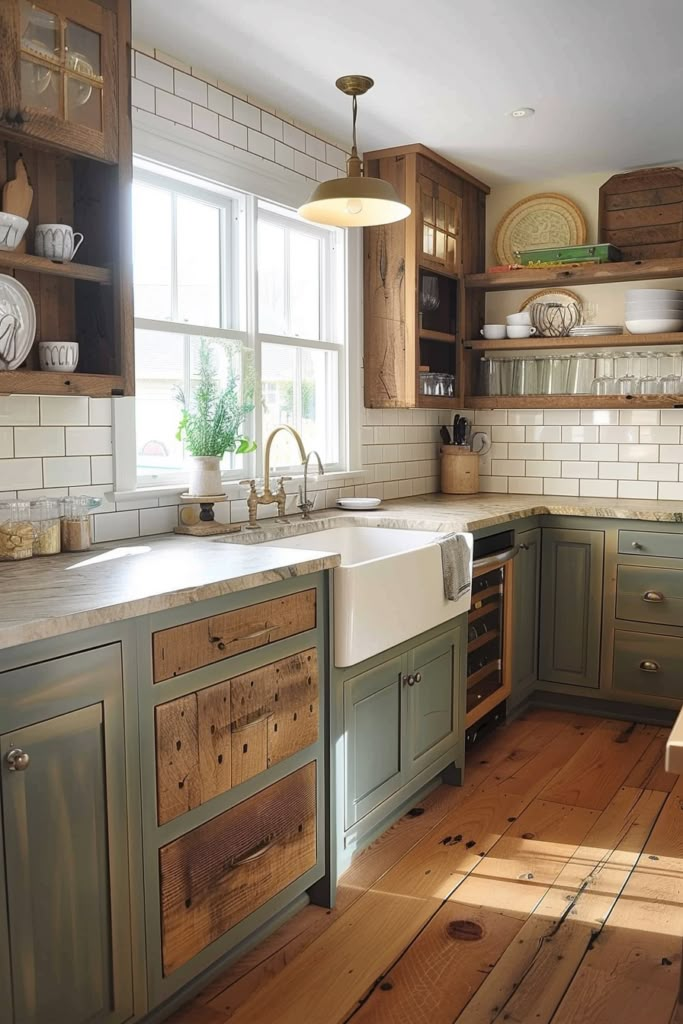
[
  {"xmin": 506, "ymin": 326, "xmax": 538, "ymax": 339},
  {"xmin": 38, "ymin": 341, "xmax": 79, "ymax": 372},
  {"xmin": 480, "ymin": 324, "xmax": 506, "ymax": 340},
  {"xmin": 35, "ymin": 224, "xmax": 84, "ymax": 263}
]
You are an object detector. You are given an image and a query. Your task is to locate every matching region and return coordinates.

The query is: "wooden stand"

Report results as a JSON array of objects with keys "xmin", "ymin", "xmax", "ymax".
[
  {"xmin": 440, "ymin": 447, "xmax": 479, "ymax": 494},
  {"xmin": 174, "ymin": 494, "xmax": 242, "ymax": 537}
]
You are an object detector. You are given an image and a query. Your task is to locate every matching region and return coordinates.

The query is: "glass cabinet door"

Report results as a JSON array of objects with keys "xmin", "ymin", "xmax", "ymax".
[
  {"xmin": 418, "ymin": 173, "xmax": 461, "ymax": 273},
  {"xmin": 1, "ymin": 0, "xmax": 118, "ymax": 161}
]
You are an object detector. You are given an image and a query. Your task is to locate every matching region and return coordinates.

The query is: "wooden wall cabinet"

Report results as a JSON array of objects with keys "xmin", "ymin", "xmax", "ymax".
[{"xmin": 363, "ymin": 143, "xmax": 489, "ymax": 410}]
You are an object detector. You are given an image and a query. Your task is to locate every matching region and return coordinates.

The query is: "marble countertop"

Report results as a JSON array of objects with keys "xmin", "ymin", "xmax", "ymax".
[{"xmin": 1, "ymin": 492, "xmax": 681, "ymax": 653}]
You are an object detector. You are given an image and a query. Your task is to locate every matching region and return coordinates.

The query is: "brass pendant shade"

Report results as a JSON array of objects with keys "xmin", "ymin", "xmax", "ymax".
[{"xmin": 298, "ymin": 76, "xmax": 410, "ymax": 228}]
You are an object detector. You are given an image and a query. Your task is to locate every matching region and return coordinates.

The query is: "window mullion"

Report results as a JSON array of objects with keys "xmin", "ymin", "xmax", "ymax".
[
  {"xmin": 245, "ymin": 193, "xmax": 260, "ymax": 478},
  {"xmin": 170, "ymin": 192, "xmax": 179, "ymax": 322}
]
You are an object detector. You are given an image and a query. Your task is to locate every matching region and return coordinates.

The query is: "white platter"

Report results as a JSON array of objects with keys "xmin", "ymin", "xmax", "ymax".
[
  {"xmin": 0, "ymin": 274, "xmax": 36, "ymax": 371},
  {"xmin": 337, "ymin": 497, "xmax": 382, "ymax": 510}
]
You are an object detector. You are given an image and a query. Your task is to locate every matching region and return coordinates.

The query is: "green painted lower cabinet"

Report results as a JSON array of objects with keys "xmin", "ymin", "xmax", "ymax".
[
  {"xmin": 539, "ymin": 527, "xmax": 605, "ymax": 689},
  {"xmin": 0, "ymin": 645, "xmax": 134, "ymax": 1024},
  {"xmin": 511, "ymin": 526, "xmax": 541, "ymax": 704},
  {"xmin": 336, "ymin": 617, "xmax": 466, "ymax": 879}
]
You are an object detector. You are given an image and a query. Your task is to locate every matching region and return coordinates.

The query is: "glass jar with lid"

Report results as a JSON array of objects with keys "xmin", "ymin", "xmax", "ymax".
[
  {"xmin": 31, "ymin": 498, "xmax": 62, "ymax": 555},
  {"xmin": 0, "ymin": 500, "xmax": 34, "ymax": 560},
  {"xmin": 61, "ymin": 496, "xmax": 93, "ymax": 551}
]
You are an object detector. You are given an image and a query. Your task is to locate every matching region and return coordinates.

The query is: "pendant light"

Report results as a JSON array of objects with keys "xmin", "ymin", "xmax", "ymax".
[{"xmin": 298, "ymin": 76, "xmax": 411, "ymax": 228}]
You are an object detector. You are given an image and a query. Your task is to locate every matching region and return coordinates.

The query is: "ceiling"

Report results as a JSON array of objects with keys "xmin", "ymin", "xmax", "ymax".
[{"xmin": 133, "ymin": 0, "xmax": 683, "ymax": 184}]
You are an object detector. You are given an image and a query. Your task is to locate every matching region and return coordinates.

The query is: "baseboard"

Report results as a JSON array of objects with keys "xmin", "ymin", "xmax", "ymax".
[{"xmin": 528, "ymin": 688, "xmax": 677, "ymax": 727}]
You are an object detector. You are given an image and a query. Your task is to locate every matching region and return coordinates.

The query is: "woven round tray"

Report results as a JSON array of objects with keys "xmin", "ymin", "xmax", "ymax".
[
  {"xmin": 494, "ymin": 193, "xmax": 587, "ymax": 265},
  {"xmin": 519, "ymin": 287, "xmax": 583, "ymax": 312}
]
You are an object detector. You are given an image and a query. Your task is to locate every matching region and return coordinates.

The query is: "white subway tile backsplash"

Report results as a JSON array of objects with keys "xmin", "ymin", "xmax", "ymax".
[
  {"xmin": 294, "ymin": 151, "xmax": 316, "ymax": 178},
  {"xmin": 155, "ymin": 89, "xmax": 192, "ymax": 126},
  {"xmin": 136, "ymin": 52, "xmax": 173, "ymax": 90},
  {"xmin": 492, "ymin": 425, "xmax": 524, "ymax": 442},
  {"xmin": 525, "ymin": 460, "xmax": 561, "ymax": 478},
  {"xmin": 0, "ymin": 396, "xmax": 39, "ymax": 426},
  {"xmin": 509, "ymin": 442, "xmax": 544, "ymax": 460},
  {"xmin": 659, "ymin": 444, "xmax": 683, "ymax": 463},
  {"xmin": 640, "ymin": 426, "xmax": 681, "ymax": 444},
  {"xmin": 543, "ymin": 478, "xmax": 579, "ymax": 496},
  {"xmin": 658, "ymin": 482, "xmax": 683, "ymax": 500},
  {"xmin": 91, "ymin": 456, "xmax": 113, "ymax": 485},
  {"xmin": 274, "ymin": 141, "xmax": 294, "ymax": 168},
  {"xmin": 0, "ymin": 427, "xmax": 12, "ymax": 458},
  {"xmin": 43, "ymin": 456, "xmax": 91, "ymax": 488},
  {"xmin": 543, "ymin": 410, "xmax": 580, "ymax": 425},
  {"xmin": 543, "ymin": 443, "xmax": 580, "ymax": 461},
  {"xmin": 192, "ymin": 104, "xmax": 219, "ymax": 136},
  {"xmin": 305, "ymin": 135, "xmax": 326, "ymax": 161},
  {"xmin": 506, "ymin": 410, "xmax": 543, "ymax": 425},
  {"xmin": 207, "ymin": 85, "xmax": 233, "ymax": 117},
  {"xmin": 599, "ymin": 425, "xmax": 639, "ymax": 444},
  {"xmin": 40, "ymin": 396, "xmax": 89, "ymax": 426},
  {"xmin": 14, "ymin": 426, "xmax": 64, "ymax": 457},
  {"xmin": 638, "ymin": 463, "xmax": 679, "ymax": 481},
  {"xmin": 0, "ymin": 458, "xmax": 42, "ymax": 490},
  {"xmin": 527, "ymin": 425, "xmax": 562, "ymax": 442},
  {"xmin": 619, "ymin": 409, "xmax": 661, "ymax": 425},
  {"xmin": 139, "ymin": 505, "xmax": 179, "ymax": 535},
  {"xmin": 491, "ymin": 459, "xmax": 525, "ymax": 477},
  {"xmin": 508, "ymin": 477, "xmax": 543, "ymax": 495},
  {"xmin": 600, "ymin": 461, "xmax": 637, "ymax": 480},
  {"xmin": 618, "ymin": 480, "xmax": 658, "ymax": 499},
  {"xmin": 580, "ymin": 410, "xmax": 618, "ymax": 425},
  {"xmin": 65, "ymin": 427, "xmax": 112, "ymax": 457},
  {"xmin": 261, "ymin": 111, "xmax": 283, "ymax": 140},
  {"xmin": 283, "ymin": 122, "xmax": 305, "ymax": 151},
  {"xmin": 619, "ymin": 443, "xmax": 659, "ymax": 462},
  {"xmin": 580, "ymin": 479, "xmax": 618, "ymax": 498},
  {"xmin": 174, "ymin": 69, "xmax": 207, "ymax": 105},
  {"xmin": 233, "ymin": 97, "xmax": 260, "ymax": 129},
  {"xmin": 581, "ymin": 443, "xmax": 618, "ymax": 462},
  {"xmin": 661, "ymin": 409, "xmax": 683, "ymax": 425},
  {"xmin": 562, "ymin": 461, "xmax": 598, "ymax": 479},
  {"xmin": 562, "ymin": 425, "xmax": 598, "ymax": 443},
  {"xmin": 132, "ymin": 77, "xmax": 155, "ymax": 112},
  {"xmin": 479, "ymin": 476, "xmax": 508, "ymax": 493},
  {"xmin": 89, "ymin": 399, "xmax": 112, "ymax": 426},
  {"xmin": 247, "ymin": 129, "xmax": 275, "ymax": 160},
  {"xmin": 94, "ymin": 511, "xmax": 140, "ymax": 543},
  {"xmin": 219, "ymin": 116, "xmax": 248, "ymax": 148}
]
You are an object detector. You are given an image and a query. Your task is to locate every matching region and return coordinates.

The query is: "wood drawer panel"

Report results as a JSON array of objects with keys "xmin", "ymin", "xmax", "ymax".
[
  {"xmin": 152, "ymin": 589, "xmax": 316, "ymax": 682},
  {"xmin": 155, "ymin": 649, "xmax": 318, "ymax": 824},
  {"xmin": 159, "ymin": 762, "xmax": 317, "ymax": 975},
  {"xmin": 616, "ymin": 564, "xmax": 683, "ymax": 628},
  {"xmin": 618, "ymin": 529, "xmax": 683, "ymax": 561},
  {"xmin": 613, "ymin": 629, "xmax": 683, "ymax": 700}
]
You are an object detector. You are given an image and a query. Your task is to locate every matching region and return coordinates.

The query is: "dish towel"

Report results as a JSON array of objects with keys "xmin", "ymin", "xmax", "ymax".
[{"xmin": 437, "ymin": 532, "xmax": 472, "ymax": 601}]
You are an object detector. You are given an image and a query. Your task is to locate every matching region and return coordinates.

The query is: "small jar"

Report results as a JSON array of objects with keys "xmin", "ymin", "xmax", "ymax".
[
  {"xmin": 31, "ymin": 499, "xmax": 61, "ymax": 555},
  {"xmin": 61, "ymin": 496, "xmax": 92, "ymax": 552},
  {"xmin": 0, "ymin": 501, "xmax": 34, "ymax": 560}
]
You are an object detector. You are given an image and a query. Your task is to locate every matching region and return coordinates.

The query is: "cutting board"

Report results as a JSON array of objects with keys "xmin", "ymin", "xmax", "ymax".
[
  {"xmin": 598, "ymin": 166, "xmax": 683, "ymax": 260},
  {"xmin": 2, "ymin": 157, "xmax": 33, "ymax": 253}
]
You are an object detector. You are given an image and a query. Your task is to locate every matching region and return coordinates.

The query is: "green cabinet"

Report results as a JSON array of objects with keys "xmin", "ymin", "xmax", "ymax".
[
  {"xmin": 539, "ymin": 527, "xmax": 605, "ymax": 689},
  {"xmin": 511, "ymin": 527, "xmax": 541, "ymax": 701},
  {"xmin": 406, "ymin": 632, "xmax": 459, "ymax": 777},
  {"xmin": 0, "ymin": 645, "xmax": 134, "ymax": 1024}
]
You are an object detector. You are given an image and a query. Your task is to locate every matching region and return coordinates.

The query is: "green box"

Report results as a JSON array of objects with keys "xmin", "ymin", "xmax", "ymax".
[{"xmin": 515, "ymin": 243, "xmax": 622, "ymax": 265}]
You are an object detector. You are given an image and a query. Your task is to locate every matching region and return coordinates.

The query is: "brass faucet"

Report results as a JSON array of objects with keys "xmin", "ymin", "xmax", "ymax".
[{"xmin": 241, "ymin": 425, "xmax": 307, "ymax": 529}]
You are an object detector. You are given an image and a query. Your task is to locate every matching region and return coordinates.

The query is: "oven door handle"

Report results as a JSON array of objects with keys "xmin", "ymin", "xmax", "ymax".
[{"xmin": 472, "ymin": 545, "xmax": 520, "ymax": 574}]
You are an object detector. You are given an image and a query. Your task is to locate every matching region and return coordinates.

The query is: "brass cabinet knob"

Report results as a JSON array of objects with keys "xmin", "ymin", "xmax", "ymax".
[
  {"xmin": 5, "ymin": 748, "xmax": 30, "ymax": 772},
  {"xmin": 639, "ymin": 660, "xmax": 660, "ymax": 673},
  {"xmin": 631, "ymin": 541, "xmax": 643, "ymax": 550},
  {"xmin": 403, "ymin": 674, "xmax": 416, "ymax": 686},
  {"xmin": 414, "ymin": 672, "xmax": 422, "ymax": 683},
  {"xmin": 642, "ymin": 591, "xmax": 665, "ymax": 603}
]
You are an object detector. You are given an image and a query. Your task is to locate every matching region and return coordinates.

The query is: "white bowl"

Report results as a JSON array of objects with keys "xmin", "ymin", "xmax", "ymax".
[
  {"xmin": 506, "ymin": 325, "xmax": 537, "ymax": 339},
  {"xmin": 625, "ymin": 299, "xmax": 683, "ymax": 308},
  {"xmin": 624, "ymin": 318, "xmax": 683, "ymax": 334},
  {"xmin": 38, "ymin": 341, "xmax": 79, "ymax": 371},
  {"xmin": 0, "ymin": 212, "xmax": 28, "ymax": 252},
  {"xmin": 625, "ymin": 288, "xmax": 683, "ymax": 300},
  {"xmin": 480, "ymin": 325, "xmax": 506, "ymax": 339},
  {"xmin": 625, "ymin": 307, "xmax": 683, "ymax": 319},
  {"xmin": 506, "ymin": 312, "xmax": 532, "ymax": 325}
]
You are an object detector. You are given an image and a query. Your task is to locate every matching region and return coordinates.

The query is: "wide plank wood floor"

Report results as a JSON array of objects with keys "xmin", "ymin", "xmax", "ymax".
[{"xmin": 168, "ymin": 710, "xmax": 682, "ymax": 1024}]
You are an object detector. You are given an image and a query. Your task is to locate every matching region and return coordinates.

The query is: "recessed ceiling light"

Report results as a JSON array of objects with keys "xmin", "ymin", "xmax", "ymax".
[{"xmin": 510, "ymin": 107, "xmax": 535, "ymax": 119}]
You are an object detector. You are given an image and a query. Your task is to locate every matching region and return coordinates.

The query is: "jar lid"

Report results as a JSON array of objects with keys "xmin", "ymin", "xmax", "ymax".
[{"xmin": 31, "ymin": 498, "xmax": 61, "ymax": 519}]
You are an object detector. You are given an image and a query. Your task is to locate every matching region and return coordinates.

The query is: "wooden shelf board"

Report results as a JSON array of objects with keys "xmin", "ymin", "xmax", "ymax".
[
  {"xmin": 467, "ymin": 629, "xmax": 500, "ymax": 655},
  {"xmin": 465, "ymin": 394, "xmax": 683, "ymax": 409},
  {"xmin": 467, "ymin": 662, "xmax": 501, "ymax": 690},
  {"xmin": 419, "ymin": 329, "xmax": 457, "ymax": 344},
  {"xmin": 465, "ymin": 257, "xmax": 683, "ymax": 292},
  {"xmin": 466, "ymin": 331, "xmax": 683, "ymax": 352},
  {"xmin": 417, "ymin": 394, "xmax": 461, "ymax": 410},
  {"xmin": 0, "ymin": 371, "xmax": 125, "ymax": 397},
  {"xmin": 468, "ymin": 599, "xmax": 501, "ymax": 625},
  {"xmin": 417, "ymin": 261, "xmax": 459, "ymax": 280},
  {"xmin": 465, "ymin": 687, "xmax": 509, "ymax": 729},
  {"xmin": 0, "ymin": 250, "xmax": 112, "ymax": 284}
]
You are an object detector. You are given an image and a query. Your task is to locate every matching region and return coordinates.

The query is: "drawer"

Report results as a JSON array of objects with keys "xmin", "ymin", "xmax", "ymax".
[
  {"xmin": 155, "ymin": 649, "xmax": 319, "ymax": 824},
  {"xmin": 616, "ymin": 564, "xmax": 683, "ymax": 628},
  {"xmin": 618, "ymin": 529, "xmax": 683, "ymax": 561},
  {"xmin": 152, "ymin": 589, "xmax": 316, "ymax": 682},
  {"xmin": 613, "ymin": 629, "xmax": 683, "ymax": 700},
  {"xmin": 159, "ymin": 761, "xmax": 317, "ymax": 975}
]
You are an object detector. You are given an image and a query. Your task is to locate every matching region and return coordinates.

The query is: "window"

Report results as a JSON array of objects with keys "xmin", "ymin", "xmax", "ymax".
[{"xmin": 132, "ymin": 162, "xmax": 346, "ymax": 485}]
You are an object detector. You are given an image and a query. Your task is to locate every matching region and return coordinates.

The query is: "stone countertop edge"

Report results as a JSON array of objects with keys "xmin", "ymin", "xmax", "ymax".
[{"xmin": 1, "ymin": 491, "xmax": 682, "ymax": 653}]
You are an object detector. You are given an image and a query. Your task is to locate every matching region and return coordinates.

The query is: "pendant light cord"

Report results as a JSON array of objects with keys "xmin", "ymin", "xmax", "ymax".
[{"xmin": 351, "ymin": 94, "xmax": 358, "ymax": 155}]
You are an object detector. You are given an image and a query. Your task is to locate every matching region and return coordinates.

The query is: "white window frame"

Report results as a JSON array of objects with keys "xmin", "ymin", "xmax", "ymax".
[{"xmin": 115, "ymin": 127, "xmax": 360, "ymax": 495}]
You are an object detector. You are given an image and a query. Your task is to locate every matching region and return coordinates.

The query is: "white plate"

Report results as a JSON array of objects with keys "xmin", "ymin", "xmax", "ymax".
[
  {"xmin": 0, "ymin": 274, "xmax": 36, "ymax": 370},
  {"xmin": 337, "ymin": 498, "xmax": 382, "ymax": 510}
]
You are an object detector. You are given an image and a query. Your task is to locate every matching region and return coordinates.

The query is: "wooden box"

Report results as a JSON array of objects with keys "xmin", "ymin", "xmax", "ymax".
[{"xmin": 598, "ymin": 167, "xmax": 683, "ymax": 260}]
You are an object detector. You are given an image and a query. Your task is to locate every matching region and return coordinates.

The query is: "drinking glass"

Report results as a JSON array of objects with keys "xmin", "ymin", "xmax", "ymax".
[
  {"xmin": 567, "ymin": 352, "xmax": 595, "ymax": 394},
  {"xmin": 511, "ymin": 357, "xmax": 538, "ymax": 396},
  {"xmin": 658, "ymin": 350, "xmax": 682, "ymax": 393},
  {"xmin": 637, "ymin": 350, "xmax": 659, "ymax": 394},
  {"xmin": 498, "ymin": 357, "xmax": 513, "ymax": 396},
  {"xmin": 420, "ymin": 275, "xmax": 440, "ymax": 312},
  {"xmin": 541, "ymin": 355, "xmax": 570, "ymax": 395},
  {"xmin": 591, "ymin": 352, "xmax": 617, "ymax": 395},
  {"xmin": 479, "ymin": 358, "xmax": 500, "ymax": 396},
  {"xmin": 616, "ymin": 351, "xmax": 639, "ymax": 395}
]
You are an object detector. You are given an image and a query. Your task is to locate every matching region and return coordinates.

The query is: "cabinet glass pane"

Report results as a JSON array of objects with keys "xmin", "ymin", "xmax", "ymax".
[
  {"xmin": 20, "ymin": 58, "xmax": 59, "ymax": 112},
  {"xmin": 421, "ymin": 190, "xmax": 433, "ymax": 224},
  {"xmin": 21, "ymin": 2, "xmax": 59, "ymax": 60},
  {"xmin": 435, "ymin": 230, "xmax": 446, "ymax": 260},
  {"xmin": 66, "ymin": 76, "xmax": 102, "ymax": 130},
  {"xmin": 176, "ymin": 196, "xmax": 221, "ymax": 327},
  {"xmin": 447, "ymin": 234, "xmax": 456, "ymax": 264},
  {"xmin": 65, "ymin": 21, "xmax": 101, "ymax": 78},
  {"xmin": 436, "ymin": 201, "xmax": 446, "ymax": 230},
  {"xmin": 423, "ymin": 224, "xmax": 434, "ymax": 255},
  {"xmin": 447, "ymin": 205, "xmax": 457, "ymax": 234}
]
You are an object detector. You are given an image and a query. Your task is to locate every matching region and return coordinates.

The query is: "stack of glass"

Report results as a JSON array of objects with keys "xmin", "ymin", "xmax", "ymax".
[{"xmin": 478, "ymin": 350, "xmax": 683, "ymax": 397}]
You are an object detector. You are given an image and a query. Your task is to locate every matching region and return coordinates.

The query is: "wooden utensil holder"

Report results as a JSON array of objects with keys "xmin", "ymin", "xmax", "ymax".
[{"xmin": 440, "ymin": 447, "xmax": 479, "ymax": 494}]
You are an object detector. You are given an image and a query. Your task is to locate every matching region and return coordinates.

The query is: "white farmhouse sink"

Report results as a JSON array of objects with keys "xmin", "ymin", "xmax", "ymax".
[{"xmin": 257, "ymin": 526, "xmax": 472, "ymax": 667}]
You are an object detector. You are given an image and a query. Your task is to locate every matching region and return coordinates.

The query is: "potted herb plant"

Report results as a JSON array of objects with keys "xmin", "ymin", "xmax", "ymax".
[{"xmin": 176, "ymin": 338, "xmax": 256, "ymax": 496}]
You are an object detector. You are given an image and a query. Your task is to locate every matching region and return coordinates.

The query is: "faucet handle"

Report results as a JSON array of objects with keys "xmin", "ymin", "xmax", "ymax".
[{"xmin": 239, "ymin": 479, "xmax": 257, "ymax": 493}]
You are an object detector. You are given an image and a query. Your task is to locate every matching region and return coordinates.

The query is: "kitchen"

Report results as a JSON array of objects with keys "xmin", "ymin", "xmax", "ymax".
[{"xmin": 0, "ymin": 2, "xmax": 682, "ymax": 1022}]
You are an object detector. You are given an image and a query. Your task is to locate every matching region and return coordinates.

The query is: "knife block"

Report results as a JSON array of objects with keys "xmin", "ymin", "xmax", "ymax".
[{"xmin": 440, "ymin": 447, "xmax": 479, "ymax": 494}]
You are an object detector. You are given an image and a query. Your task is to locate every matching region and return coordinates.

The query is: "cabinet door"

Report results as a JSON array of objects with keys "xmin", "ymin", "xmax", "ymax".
[
  {"xmin": 539, "ymin": 528, "xmax": 604, "ymax": 689},
  {"xmin": 511, "ymin": 527, "xmax": 541, "ymax": 698},
  {"xmin": 405, "ymin": 629, "xmax": 460, "ymax": 778},
  {"xmin": 343, "ymin": 655, "xmax": 403, "ymax": 828},
  {"xmin": 0, "ymin": 0, "xmax": 119, "ymax": 161},
  {"xmin": 0, "ymin": 649, "xmax": 133, "ymax": 1024},
  {"xmin": 418, "ymin": 173, "xmax": 461, "ymax": 272}
]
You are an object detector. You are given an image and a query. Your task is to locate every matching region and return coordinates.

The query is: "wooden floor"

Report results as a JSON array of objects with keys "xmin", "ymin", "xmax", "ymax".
[{"xmin": 169, "ymin": 709, "xmax": 683, "ymax": 1024}]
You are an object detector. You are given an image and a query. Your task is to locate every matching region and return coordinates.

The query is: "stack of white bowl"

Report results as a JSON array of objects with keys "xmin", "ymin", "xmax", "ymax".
[{"xmin": 624, "ymin": 289, "xmax": 683, "ymax": 333}]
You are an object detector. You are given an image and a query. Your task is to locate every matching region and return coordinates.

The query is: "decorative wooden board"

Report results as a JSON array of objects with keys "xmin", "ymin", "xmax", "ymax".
[{"xmin": 599, "ymin": 167, "xmax": 683, "ymax": 260}]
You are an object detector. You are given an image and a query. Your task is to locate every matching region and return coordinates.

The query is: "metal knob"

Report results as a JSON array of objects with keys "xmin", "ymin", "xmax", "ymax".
[
  {"xmin": 631, "ymin": 541, "xmax": 643, "ymax": 550},
  {"xmin": 403, "ymin": 674, "xmax": 415, "ymax": 686},
  {"xmin": 6, "ymin": 748, "xmax": 30, "ymax": 772},
  {"xmin": 519, "ymin": 543, "xmax": 529, "ymax": 551},
  {"xmin": 639, "ymin": 660, "xmax": 660, "ymax": 673},
  {"xmin": 414, "ymin": 672, "xmax": 422, "ymax": 683},
  {"xmin": 642, "ymin": 591, "xmax": 664, "ymax": 603}
]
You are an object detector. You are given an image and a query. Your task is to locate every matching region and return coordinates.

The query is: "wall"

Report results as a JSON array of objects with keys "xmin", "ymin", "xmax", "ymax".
[
  {"xmin": 474, "ymin": 169, "xmax": 683, "ymax": 500},
  {"xmin": 0, "ymin": 46, "xmax": 450, "ymax": 543}
]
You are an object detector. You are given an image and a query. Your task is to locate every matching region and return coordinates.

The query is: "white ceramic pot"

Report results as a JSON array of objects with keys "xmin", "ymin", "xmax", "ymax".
[
  {"xmin": 34, "ymin": 224, "xmax": 84, "ymax": 263},
  {"xmin": 38, "ymin": 341, "xmax": 79, "ymax": 371},
  {"xmin": 187, "ymin": 455, "xmax": 223, "ymax": 497}
]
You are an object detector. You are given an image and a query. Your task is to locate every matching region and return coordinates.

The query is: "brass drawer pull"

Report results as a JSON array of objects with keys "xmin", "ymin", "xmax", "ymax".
[
  {"xmin": 639, "ymin": 660, "xmax": 661, "ymax": 673},
  {"xmin": 642, "ymin": 591, "xmax": 665, "ymax": 603},
  {"xmin": 210, "ymin": 625, "xmax": 271, "ymax": 650},
  {"xmin": 227, "ymin": 836, "xmax": 275, "ymax": 869},
  {"xmin": 5, "ymin": 748, "xmax": 30, "ymax": 772}
]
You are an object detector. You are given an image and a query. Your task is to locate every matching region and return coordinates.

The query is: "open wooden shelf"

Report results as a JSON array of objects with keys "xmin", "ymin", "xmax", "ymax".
[
  {"xmin": 467, "ymin": 629, "xmax": 499, "ymax": 655},
  {"xmin": 417, "ymin": 394, "xmax": 460, "ymax": 410},
  {"xmin": 466, "ymin": 331, "xmax": 683, "ymax": 352},
  {"xmin": 465, "ymin": 257, "xmax": 683, "ymax": 291},
  {"xmin": 0, "ymin": 250, "xmax": 112, "ymax": 284},
  {"xmin": 467, "ymin": 661, "xmax": 501, "ymax": 690},
  {"xmin": 419, "ymin": 329, "xmax": 457, "ymax": 344},
  {"xmin": 0, "ymin": 371, "xmax": 125, "ymax": 397},
  {"xmin": 468, "ymin": 599, "xmax": 500, "ymax": 625},
  {"xmin": 466, "ymin": 394, "xmax": 683, "ymax": 409}
]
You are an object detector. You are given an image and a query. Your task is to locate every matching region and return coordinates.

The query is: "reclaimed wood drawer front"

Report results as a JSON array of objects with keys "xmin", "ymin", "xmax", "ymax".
[
  {"xmin": 613, "ymin": 629, "xmax": 683, "ymax": 700},
  {"xmin": 155, "ymin": 649, "xmax": 319, "ymax": 824},
  {"xmin": 152, "ymin": 589, "xmax": 316, "ymax": 682},
  {"xmin": 159, "ymin": 761, "xmax": 317, "ymax": 974},
  {"xmin": 616, "ymin": 564, "xmax": 683, "ymax": 628},
  {"xmin": 618, "ymin": 529, "xmax": 683, "ymax": 561}
]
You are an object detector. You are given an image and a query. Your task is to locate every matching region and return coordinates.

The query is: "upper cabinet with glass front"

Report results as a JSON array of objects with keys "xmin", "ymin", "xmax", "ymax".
[
  {"xmin": 418, "ymin": 166, "xmax": 461, "ymax": 275},
  {"xmin": 0, "ymin": 0, "xmax": 119, "ymax": 161}
]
